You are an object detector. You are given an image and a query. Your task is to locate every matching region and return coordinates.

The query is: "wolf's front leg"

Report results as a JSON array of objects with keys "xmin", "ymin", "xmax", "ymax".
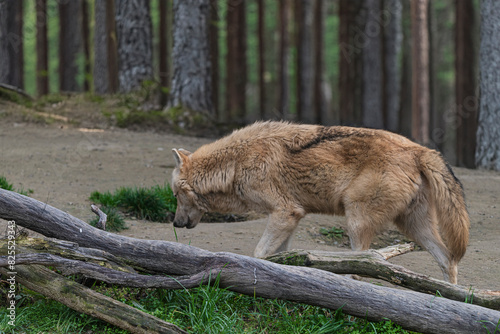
[{"xmin": 254, "ymin": 208, "xmax": 305, "ymax": 258}]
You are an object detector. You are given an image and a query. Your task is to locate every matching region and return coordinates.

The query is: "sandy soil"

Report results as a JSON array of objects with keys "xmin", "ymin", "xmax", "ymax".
[{"xmin": 1, "ymin": 117, "xmax": 499, "ymax": 290}]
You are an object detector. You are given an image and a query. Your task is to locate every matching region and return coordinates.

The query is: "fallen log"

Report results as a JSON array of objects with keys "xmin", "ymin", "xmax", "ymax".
[
  {"xmin": 0, "ymin": 265, "xmax": 187, "ymax": 334},
  {"xmin": 267, "ymin": 248, "xmax": 500, "ymax": 311},
  {"xmin": 1, "ymin": 188, "xmax": 500, "ymax": 334}
]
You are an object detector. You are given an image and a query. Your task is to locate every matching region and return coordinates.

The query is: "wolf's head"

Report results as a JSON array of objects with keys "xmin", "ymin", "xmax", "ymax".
[{"xmin": 171, "ymin": 148, "xmax": 206, "ymax": 229}]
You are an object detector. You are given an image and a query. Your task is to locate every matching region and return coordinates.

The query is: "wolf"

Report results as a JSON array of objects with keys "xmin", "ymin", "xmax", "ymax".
[{"xmin": 171, "ymin": 121, "xmax": 469, "ymax": 284}]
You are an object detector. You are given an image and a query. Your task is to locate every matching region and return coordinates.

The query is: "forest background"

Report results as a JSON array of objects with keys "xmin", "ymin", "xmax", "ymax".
[{"xmin": 1, "ymin": 0, "xmax": 498, "ymax": 170}]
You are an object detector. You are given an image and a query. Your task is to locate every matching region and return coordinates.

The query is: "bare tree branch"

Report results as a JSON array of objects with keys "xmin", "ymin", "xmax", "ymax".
[{"xmin": 91, "ymin": 204, "xmax": 107, "ymax": 230}]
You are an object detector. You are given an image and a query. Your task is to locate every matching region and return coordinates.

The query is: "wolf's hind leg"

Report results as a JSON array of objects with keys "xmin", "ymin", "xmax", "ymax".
[
  {"xmin": 396, "ymin": 201, "xmax": 456, "ymax": 283},
  {"xmin": 254, "ymin": 208, "xmax": 305, "ymax": 258}
]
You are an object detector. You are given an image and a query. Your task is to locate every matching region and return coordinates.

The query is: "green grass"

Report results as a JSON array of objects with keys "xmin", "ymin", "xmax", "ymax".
[
  {"xmin": 0, "ymin": 295, "xmax": 127, "ymax": 334},
  {"xmin": 90, "ymin": 183, "xmax": 176, "ymax": 223},
  {"xmin": 320, "ymin": 226, "xmax": 346, "ymax": 240},
  {"xmin": 0, "ymin": 176, "xmax": 33, "ymax": 196},
  {"xmin": 0, "ymin": 278, "xmax": 414, "ymax": 334},
  {"xmin": 89, "ymin": 206, "xmax": 128, "ymax": 232}
]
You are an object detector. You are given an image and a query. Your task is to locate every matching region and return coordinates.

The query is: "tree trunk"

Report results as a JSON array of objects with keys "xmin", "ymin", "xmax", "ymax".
[
  {"xmin": 1, "ymin": 189, "xmax": 500, "ymax": 334},
  {"xmin": 36, "ymin": 0, "xmax": 49, "ymax": 96},
  {"xmin": 455, "ymin": 0, "xmax": 478, "ymax": 169},
  {"xmin": 209, "ymin": 0, "xmax": 219, "ymax": 118},
  {"xmin": 296, "ymin": 0, "xmax": 314, "ymax": 123},
  {"xmin": 0, "ymin": 0, "xmax": 23, "ymax": 89},
  {"xmin": 159, "ymin": 0, "xmax": 169, "ymax": 106},
  {"xmin": 115, "ymin": 0, "xmax": 153, "ymax": 93},
  {"xmin": 81, "ymin": 0, "xmax": 91, "ymax": 92},
  {"xmin": 94, "ymin": 0, "xmax": 119, "ymax": 94},
  {"xmin": 410, "ymin": 0, "xmax": 430, "ymax": 144},
  {"xmin": 59, "ymin": 0, "xmax": 82, "ymax": 92},
  {"xmin": 399, "ymin": 0, "xmax": 412, "ymax": 138},
  {"xmin": 257, "ymin": 0, "xmax": 265, "ymax": 119},
  {"xmin": 277, "ymin": 0, "xmax": 290, "ymax": 118},
  {"xmin": 312, "ymin": 0, "xmax": 325, "ymax": 124},
  {"xmin": 106, "ymin": 0, "xmax": 119, "ymax": 93},
  {"xmin": 226, "ymin": 0, "xmax": 247, "ymax": 123},
  {"xmin": 93, "ymin": 0, "xmax": 108, "ymax": 94},
  {"xmin": 362, "ymin": 0, "xmax": 384, "ymax": 129},
  {"xmin": 384, "ymin": 0, "xmax": 402, "ymax": 133},
  {"xmin": 0, "ymin": 0, "xmax": 11, "ymax": 85},
  {"xmin": 338, "ymin": 1, "xmax": 364, "ymax": 126},
  {"xmin": 169, "ymin": 0, "xmax": 213, "ymax": 116},
  {"xmin": 476, "ymin": 0, "xmax": 500, "ymax": 171}
]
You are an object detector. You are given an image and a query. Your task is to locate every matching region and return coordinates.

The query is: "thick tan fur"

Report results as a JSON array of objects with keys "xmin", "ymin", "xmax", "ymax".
[{"xmin": 171, "ymin": 121, "xmax": 470, "ymax": 284}]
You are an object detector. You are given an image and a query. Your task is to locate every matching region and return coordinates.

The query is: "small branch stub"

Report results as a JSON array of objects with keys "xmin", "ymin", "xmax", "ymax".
[{"xmin": 91, "ymin": 204, "xmax": 107, "ymax": 231}]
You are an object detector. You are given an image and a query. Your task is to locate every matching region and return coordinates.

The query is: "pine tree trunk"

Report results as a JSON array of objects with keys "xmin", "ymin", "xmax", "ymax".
[
  {"xmin": 209, "ymin": 0, "xmax": 219, "ymax": 118},
  {"xmin": 384, "ymin": 0, "xmax": 402, "ymax": 133},
  {"xmin": 399, "ymin": 1, "xmax": 412, "ymax": 138},
  {"xmin": 59, "ymin": 0, "xmax": 82, "ymax": 92},
  {"xmin": 476, "ymin": 0, "xmax": 500, "ymax": 170},
  {"xmin": 0, "ymin": 0, "xmax": 23, "ymax": 89},
  {"xmin": 93, "ymin": 0, "xmax": 108, "ymax": 94},
  {"xmin": 362, "ymin": 0, "xmax": 384, "ymax": 129},
  {"xmin": 81, "ymin": 0, "xmax": 91, "ymax": 92},
  {"xmin": 411, "ymin": 0, "xmax": 430, "ymax": 144},
  {"xmin": 36, "ymin": 0, "xmax": 49, "ymax": 96},
  {"xmin": 455, "ymin": 0, "xmax": 478, "ymax": 168},
  {"xmin": 257, "ymin": 0, "xmax": 265, "ymax": 119},
  {"xmin": 226, "ymin": 0, "xmax": 247, "ymax": 123},
  {"xmin": 296, "ymin": 0, "xmax": 314, "ymax": 123},
  {"xmin": 312, "ymin": 0, "xmax": 325, "ymax": 124},
  {"xmin": 277, "ymin": 0, "xmax": 290, "ymax": 118},
  {"xmin": 338, "ymin": 1, "xmax": 364, "ymax": 126},
  {"xmin": 170, "ymin": 0, "xmax": 213, "ymax": 115},
  {"xmin": 0, "ymin": 0, "xmax": 11, "ymax": 85},
  {"xmin": 106, "ymin": 0, "xmax": 119, "ymax": 93},
  {"xmin": 159, "ymin": 0, "xmax": 169, "ymax": 106},
  {"xmin": 115, "ymin": 0, "xmax": 153, "ymax": 93}
]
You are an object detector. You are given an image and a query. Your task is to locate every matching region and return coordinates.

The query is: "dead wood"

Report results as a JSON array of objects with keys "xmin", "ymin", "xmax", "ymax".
[
  {"xmin": 0, "ymin": 83, "xmax": 34, "ymax": 101},
  {"xmin": 91, "ymin": 204, "xmax": 107, "ymax": 230},
  {"xmin": 266, "ymin": 248, "xmax": 500, "ymax": 311},
  {"xmin": 0, "ymin": 265, "xmax": 187, "ymax": 334},
  {"xmin": 1, "ymin": 188, "xmax": 500, "ymax": 334}
]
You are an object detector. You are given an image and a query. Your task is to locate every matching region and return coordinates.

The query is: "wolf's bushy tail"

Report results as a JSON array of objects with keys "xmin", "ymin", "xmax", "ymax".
[{"xmin": 419, "ymin": 150, "xmax": 470, "ymax": 264}]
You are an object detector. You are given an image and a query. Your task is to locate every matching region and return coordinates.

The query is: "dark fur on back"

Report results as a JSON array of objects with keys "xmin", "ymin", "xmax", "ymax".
[{"xmin": 289, "ymin": 127, "xmax": 370, "ymax": 153}]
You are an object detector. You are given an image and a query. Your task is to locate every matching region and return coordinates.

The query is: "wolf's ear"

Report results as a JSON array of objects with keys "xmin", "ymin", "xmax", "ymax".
[
  {"xmin": 178, "ymin": 148, "xmax": 192, "ymax": 156},
  {"xmin": 172, "ymin": 148, "xmax": 191, "ymax": 168}
]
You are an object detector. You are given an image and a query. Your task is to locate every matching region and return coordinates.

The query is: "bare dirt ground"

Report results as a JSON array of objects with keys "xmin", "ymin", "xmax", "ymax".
[{"xmin": 1, "ymin": 103, "xmax": 499, "ymax": 290}]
